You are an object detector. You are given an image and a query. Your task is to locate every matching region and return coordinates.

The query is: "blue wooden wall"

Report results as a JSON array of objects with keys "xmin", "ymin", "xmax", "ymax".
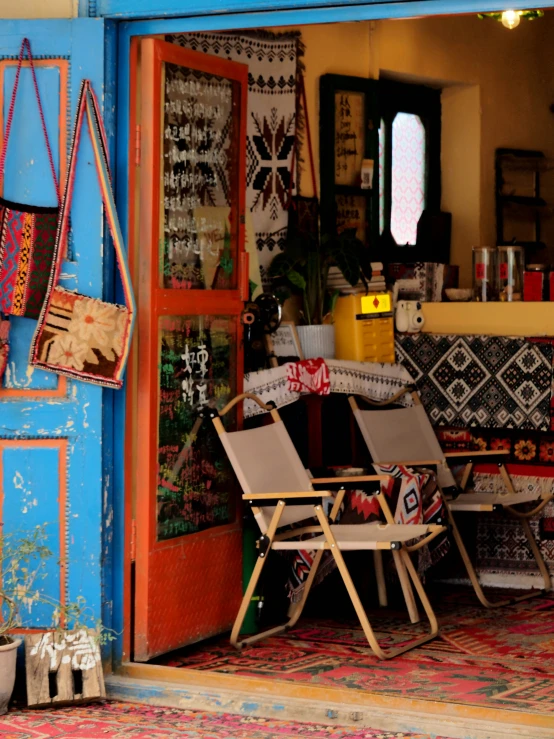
[{"xmin": 0, "ymin": 20, "xmax": 107, "ymax": 634}]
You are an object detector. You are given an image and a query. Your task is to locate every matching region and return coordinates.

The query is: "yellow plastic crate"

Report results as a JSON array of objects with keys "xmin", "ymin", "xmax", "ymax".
[{"xmin": 334, "ymin": 294, "xmax": 395, "ymax": 363}]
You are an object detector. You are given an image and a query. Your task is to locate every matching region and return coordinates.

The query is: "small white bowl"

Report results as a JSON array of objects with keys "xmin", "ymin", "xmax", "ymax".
[{"xmin": 445, "ymin": 288, "xmax": 473, "ymax": 302}]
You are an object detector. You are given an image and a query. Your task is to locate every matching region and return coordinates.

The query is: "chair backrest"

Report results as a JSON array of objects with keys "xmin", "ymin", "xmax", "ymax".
[
  {"xmin": 351, "ymin": 397, "xmax": 457, "ymax": 489},
  {"xmin": 217, "ymin": 418, "xmax": 317, "ymax": 533}
]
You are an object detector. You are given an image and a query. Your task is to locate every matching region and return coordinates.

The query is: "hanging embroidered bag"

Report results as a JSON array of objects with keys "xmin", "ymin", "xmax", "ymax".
[
  {"xmin": 0, "ymin": 38, "xmax": 60, "ymax": 319},
  {"xmin": 30, "ymin": 80, "xmax": 135, "ymax": 389}
]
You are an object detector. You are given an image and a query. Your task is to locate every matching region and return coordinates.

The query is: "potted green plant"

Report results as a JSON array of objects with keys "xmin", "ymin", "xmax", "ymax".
[
  {"xmin": 268, "ymin": 227, "xmax": 369, "ymax": 359},
  {"xmin": 0, "ymin": 526, "xmax": 111, "ymax": 713}
]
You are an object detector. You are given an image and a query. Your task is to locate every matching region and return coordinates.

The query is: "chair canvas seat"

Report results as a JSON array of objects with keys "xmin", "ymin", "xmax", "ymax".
[{"xmin": 273, "ymin": 523, "xmax": 434, "ymax": 550}]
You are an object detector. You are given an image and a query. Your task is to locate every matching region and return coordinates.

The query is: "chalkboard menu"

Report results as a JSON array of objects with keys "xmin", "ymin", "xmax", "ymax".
[
  {"xmin": 157, "ymin": 315, "xmax": 237, "ymax": 541},
  {"xmin": 334, "ymin": 90, "xmax": 365, "ymax": 187},
  {"xmin": 320, "ymin": 74, "xmax": 378, "ymax": 255},
  {"xmin": 162, "ymin": 63, "xmax": 239, "ymax": 290}
]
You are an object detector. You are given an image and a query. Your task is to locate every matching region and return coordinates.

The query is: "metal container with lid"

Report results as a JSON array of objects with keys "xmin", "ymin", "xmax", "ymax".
[
  {"xmin": 497, "ymin": 245, "xmax": 524, "ymax": 302},
  {"xmin": 472, "ymin": 246, "xmax": 497, "ymax": 302}
]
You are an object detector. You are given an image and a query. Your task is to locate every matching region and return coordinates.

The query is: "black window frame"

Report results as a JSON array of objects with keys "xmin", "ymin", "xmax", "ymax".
[{"xmin": 378, "ymin": 79, "xmax": 442, "ymax": 262}]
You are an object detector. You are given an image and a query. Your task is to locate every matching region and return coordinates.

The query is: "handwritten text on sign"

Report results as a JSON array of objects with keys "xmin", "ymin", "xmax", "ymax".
[{"xmin": 162, "ymin": 64, "xmax": 235, "ymax": 289}]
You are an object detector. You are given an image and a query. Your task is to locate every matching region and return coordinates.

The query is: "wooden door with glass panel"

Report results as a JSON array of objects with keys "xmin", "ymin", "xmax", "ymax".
[{"xmin": 131, "ymin": 38, "xmax": 248, "ymax": 661}]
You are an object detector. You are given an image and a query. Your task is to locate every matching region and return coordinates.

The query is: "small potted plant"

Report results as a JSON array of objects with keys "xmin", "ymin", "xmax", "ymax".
[
  {"xmin": 268, "ymin": 228, "xmax": 369, "ymax": 359},
  {"xmin": 0, "ymin": 525, "xmax": 110, "ymax": 713}
]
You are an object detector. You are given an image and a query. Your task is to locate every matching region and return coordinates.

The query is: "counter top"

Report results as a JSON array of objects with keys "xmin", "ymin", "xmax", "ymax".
[{"xmin": 421, "ymin": 302, "xmax": 554, "ymax": 336}]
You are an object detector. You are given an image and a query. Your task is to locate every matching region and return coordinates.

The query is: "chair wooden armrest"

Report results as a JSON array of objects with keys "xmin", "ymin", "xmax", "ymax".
[
  {"xmin": 242, "ymin": 491, "xmax": 334, "ymax": 500},
  {"xmin": 311, "ymin": 475, "xmax": 392, "ymax": 485},
  {"xmin": 378, "ymin": 460, "xmax": 442, "ymax": 468},
  {"xmin": 444, "ymin": 450, "xmax": 510, "ymax": 458}
]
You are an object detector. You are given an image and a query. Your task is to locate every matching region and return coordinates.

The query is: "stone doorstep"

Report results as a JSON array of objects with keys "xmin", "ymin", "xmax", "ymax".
[{"xmin": 105, "ymin": 673, "xmax": 554, "ymax": 739}]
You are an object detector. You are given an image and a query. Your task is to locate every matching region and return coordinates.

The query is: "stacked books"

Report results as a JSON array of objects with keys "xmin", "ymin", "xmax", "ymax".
[{"xmin": 327, "ymin": 263, "xmax": 386, "ymax": 294}]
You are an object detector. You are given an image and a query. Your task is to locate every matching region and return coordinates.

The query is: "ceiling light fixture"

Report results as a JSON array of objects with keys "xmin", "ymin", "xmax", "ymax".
[{"xmin": 478, "ymin": 8, "xmax": 544, "ymax": 29}]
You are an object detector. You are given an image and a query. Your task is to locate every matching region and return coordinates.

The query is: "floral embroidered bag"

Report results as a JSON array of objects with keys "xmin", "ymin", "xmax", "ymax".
[
  {"xmin": 30, "ymin": 80, "xmax": 135, "ymax": 389},
  {"xmin": 0, "ymin": 38, "xmax": 60, "ymax": 319}
]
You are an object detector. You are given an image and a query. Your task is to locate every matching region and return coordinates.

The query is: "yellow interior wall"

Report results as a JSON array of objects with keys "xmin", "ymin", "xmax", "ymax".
[
  {"xmin": 274, "ymin": 14, "xmax": 554, "ymax": 287},
  {"xmin": 375, "ymin": 13, "xmax": 554, "ymax": 285},
  {"xmin": 283, "ymin": 22, "xmax": 372, "ymax": 199}
]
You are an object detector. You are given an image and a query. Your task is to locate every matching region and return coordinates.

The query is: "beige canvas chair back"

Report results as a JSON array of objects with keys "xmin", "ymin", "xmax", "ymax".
[
  {"xmin": 219, "ymin": 420, "xmax": 316, "ymax": 533},
  {"xmin": 352, "ymin": 400, "xmax": 457, "ymax": 489}
]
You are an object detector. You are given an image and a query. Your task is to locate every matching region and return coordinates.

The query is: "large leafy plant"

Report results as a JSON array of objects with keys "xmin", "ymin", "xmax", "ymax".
[{"xmin": 268, "ymin": 228, "xmax": 370, "ymax": 325}]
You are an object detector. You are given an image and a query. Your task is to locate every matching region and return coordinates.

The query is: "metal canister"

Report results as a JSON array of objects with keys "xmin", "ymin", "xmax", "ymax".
[{"xmin": 472, "ymin": 246, "xmax": 497, "ymax": 302}]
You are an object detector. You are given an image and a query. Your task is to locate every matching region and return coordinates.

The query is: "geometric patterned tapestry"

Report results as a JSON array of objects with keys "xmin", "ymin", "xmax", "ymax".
[
  {"xmin": 395, "ymin": 334, "xmax": 553, "ymax": 431},
  {"xmin": 167, "ymin": 31, "xmax": 302, "ymax": 284}
]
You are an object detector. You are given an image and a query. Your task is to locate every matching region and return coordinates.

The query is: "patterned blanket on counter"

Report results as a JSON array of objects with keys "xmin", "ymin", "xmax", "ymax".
[
  {"xmin": 395, "ymin": 334, "xmax": 554, "ymax": 431},
  {"xmin": 243, "ymin": 359, "xmax": 414, "ymax": 418}
]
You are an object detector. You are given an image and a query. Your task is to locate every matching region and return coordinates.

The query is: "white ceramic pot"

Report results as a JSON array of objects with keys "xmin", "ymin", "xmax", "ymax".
[
  {"xmin": 296, "ymin": 324, "xmax": 335, "ymax": 360},
  {"xmin": 0, "ymin": 638, "xmax": 21, "ymax": 714}
]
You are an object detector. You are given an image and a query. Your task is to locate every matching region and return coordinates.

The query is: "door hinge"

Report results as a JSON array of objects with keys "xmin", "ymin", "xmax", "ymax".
[
  {"xmin": 130, "ymin": 519, "xmax": 137, "ymax": 562},
  {"xmin": 134, "ymin": 125, "xmax": 141, "ymax": 166}
]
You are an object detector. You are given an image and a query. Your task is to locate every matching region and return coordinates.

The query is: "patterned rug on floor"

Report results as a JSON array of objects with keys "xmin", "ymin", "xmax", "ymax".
[
  {"xmin": 155, "ymin": 588, "xmax": 554, "ymax": 716},
  {"xmin": 0, "ymin": 702, "xmax": 453, "ymax": 738}
]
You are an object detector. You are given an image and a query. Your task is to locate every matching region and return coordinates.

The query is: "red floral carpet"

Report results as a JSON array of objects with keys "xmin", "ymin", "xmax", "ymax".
[
  {"xmin": 156, "ymin": 589, "xmax": 554, "ymax": 715},
  {"xmin": 0, "ymin": 702, "xmax": 452, "ymax": 738}
]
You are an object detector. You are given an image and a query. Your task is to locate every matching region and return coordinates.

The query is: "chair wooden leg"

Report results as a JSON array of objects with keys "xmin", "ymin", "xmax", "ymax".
[
  {"xmin": 234, "ymin": 549, "xmax": 323, "ymax": 648},
  {"xmin": 392, "ymin": 549, "xmax": 420, "ymax": 623},
  {"xmin": 373, "ymin": 550, "xmax": 388, "ymax": 607},
  {"xmin": 521, "ymin": 517, "xmax": 552, "ymax": 593},
  {"xmin": 445, "ymin": 501, "xmax": 550, "ymax": 608},
  {"xmin": 230, "ymin": 550, "xmax": 271, "ymax": 647},
  {"xmin": 231, "ymin": 501, "xmax": 286, "ymax": 648},
  {"xmin": 314, "ymin": 506, "xmax": 439, "ymax": 660}
]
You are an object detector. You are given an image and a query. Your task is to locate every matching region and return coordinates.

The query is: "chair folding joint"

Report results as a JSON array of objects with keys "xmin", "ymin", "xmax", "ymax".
[
  {"xmin": 390, "ymin": 541, "xmax": 401, "ymax": 550},
  {"xmin": 257, "ymin": 534, "xmax": 270, "ymax": 558},
  {"xmin": 198, "ymin": 406, "xmax": 219, "ymax": 419},
  {"xmin": 493, "ymin": 504, "xmax": 502, "ymax": 512},
  {"xmin": 443, "ymin": 486, "xmax": 460, "ymax": 500}
]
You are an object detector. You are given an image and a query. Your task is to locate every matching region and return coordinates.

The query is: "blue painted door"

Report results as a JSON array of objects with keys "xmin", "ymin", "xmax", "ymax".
[{"xmin": 0, "ymin": 20, "xmax": 107, "ymax": 632}]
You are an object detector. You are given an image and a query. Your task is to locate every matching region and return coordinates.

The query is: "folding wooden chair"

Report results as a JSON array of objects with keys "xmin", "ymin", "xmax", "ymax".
[
  {"xmin": 205, "ymin": 392, "xmax": 446, "ymax": 660},
  {"xmin": 349, "ymin": 388, "xmax": 553, "ymax": 609}
]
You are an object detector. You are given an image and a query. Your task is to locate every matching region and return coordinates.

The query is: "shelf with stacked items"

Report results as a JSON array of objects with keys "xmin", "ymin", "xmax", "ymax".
[{"xmin": 327, "ymin": 262, "xmax": 386, "ymax": 295}]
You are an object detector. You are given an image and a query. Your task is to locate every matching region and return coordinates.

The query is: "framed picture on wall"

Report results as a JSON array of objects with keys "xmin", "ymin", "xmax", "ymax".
[{"xmin": 264, "ymin": 322, "xmax": 304, "ymax": 367}]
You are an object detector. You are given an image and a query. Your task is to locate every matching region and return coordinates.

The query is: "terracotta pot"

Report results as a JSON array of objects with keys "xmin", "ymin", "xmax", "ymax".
[
  {"xmin": 296, "ymin": 324, "xmax": 335, "ymax": 359},
  {"xmin": 0, "ymin": 638, "xmax": 21, "ymax": 714}
]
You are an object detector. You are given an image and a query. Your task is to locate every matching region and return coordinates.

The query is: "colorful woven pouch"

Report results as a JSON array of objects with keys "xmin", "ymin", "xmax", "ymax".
[
  {"xmin": 30, "ymin": 81, "xmax": 135, "ymax": 389},
  {"xmin": 0, "ymin": 38, "xmax": 59, "ymax": 319}
]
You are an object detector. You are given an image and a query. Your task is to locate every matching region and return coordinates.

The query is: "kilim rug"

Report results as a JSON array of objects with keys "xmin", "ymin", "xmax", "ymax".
[
  {"xmin": 0, "ymin": 702, "xmax": 453, "ymax": 738},
  {"xmin": 395, "ymin": 334, "xmax": 554, "ymax": 431},
  {"xmin": 167, "ymin": 31, "xmax": 302, "ymax": 283},
  {"xmin": 156, "ymin": 588, "xmax": 554, "ymax": 715}
]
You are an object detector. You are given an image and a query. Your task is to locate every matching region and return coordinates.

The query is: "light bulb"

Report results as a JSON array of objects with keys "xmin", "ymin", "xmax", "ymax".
[{"xmin": 501, "ymin": 10, "xmax": 521, "ymax": 29}]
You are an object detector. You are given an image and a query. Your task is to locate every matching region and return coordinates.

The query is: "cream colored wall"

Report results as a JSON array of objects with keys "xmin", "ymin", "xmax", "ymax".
[
  {"xmin": 0, "ymin": 0, "xmax": 76, "ymax": 17},
  {"xmin": 441, "ymin": 85, "xmax": 481, "ymax": 285},
  {"xmin": 286, "ymin": 22, "xmax": 372, "ymax": 198}
]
